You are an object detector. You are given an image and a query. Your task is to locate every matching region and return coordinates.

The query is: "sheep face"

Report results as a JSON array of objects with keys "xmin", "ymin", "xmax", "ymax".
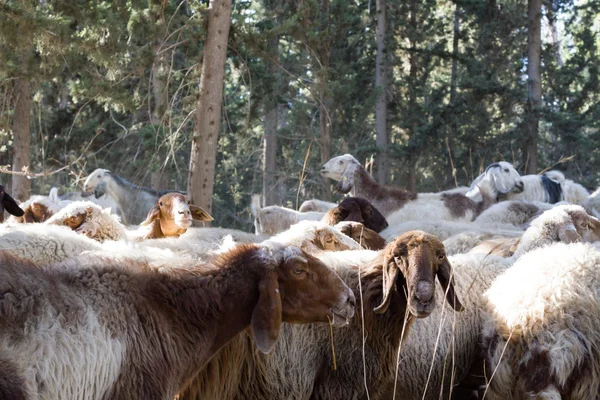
[
  {"xmin": 484, "ymin": 161, "xmax": 524, "ymax": 194},
  {"xmin": 313, "ymin": 229, "xmax": 355, "ymax": 251},
  {"xmin": 323, "ymin": 197, "xmax": 388, "ymax": 232},
  {"xmin": 0, "ymin": 185, "xmax": 24, "ymax": 223},
  {"xmin": 375, "ymin": 231, "xmax": 464, "ymax": 318},
  {"xmin": 320, "ymin": 154, "xmax": 359, "ymax": 181},
  {"xmin": 253, "ymin": 243, "xmax": 356, "ymax": 353},
  {"xmin": 141, "ymin": 193, "xmax": 213, "ymax": 237},
  {"xmin": 565, "ymin": 209, "xmax": 600, "ymax": 243},
  {"xmin": 83, "ymin": 168, "xmax": 110, "ymax": 192},
  {"xmin": 22, "ymin": 202, "xmax": 54, "ymax": 223}
]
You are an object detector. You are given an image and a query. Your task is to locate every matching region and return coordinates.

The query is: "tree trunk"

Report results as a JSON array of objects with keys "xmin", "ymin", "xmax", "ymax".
[
  {"xmin": 545, "ymin": 1, "xmax": 563, "ymax": 67},
  {"xmin": 187, "ymin": 0, "xmax": 232, "ymax": 216},
  {"xmin": 317, "ymin": 0, "xmax": 332, "ymax": 201},
  {"xmin": 524, "ymin": 0, "xmax": 542, "ymax": 174},
  {"xmin": 446, "ymin": 6, "xmax": 460, "ymax": 187},
  {"xmin": 11, "ymin": 78, "xmax": 31, "ymax": 202},
  {"xmin": 375, "ymin": 0, "xmax": 388, "ymax": 185},
  {"xmin": 151, "ymin": 43, "xmax": 169, "ymax": 125},
  {"xmin": 263, "ymin": 33, "xmax": 279, "ymax": 207}
]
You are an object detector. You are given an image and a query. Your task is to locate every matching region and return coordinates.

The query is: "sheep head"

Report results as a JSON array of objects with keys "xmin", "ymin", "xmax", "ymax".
[
  {"xmin": 141, "ymin": 193, "xmax": 213, "ymax": 237},
  {"xmin": 253, "ymin": 242, "xmax": 355, "ymax": 353},
  {"xmin": 20, "ymin": 201, "xmax": 54, "ymax": 223},
  {"xmin": 0, "ymin": 185, "xmax": 24, "ymax": 223},
  {"xmin": 323, "ymin": 197, "xmax": 388, "ymax": 232},
  {"xmin": 312, "ymin": 227, "xmax": 357, "ymax": 251},
  {"xmin": 374, "ymin": 231, "xmax": 463, "ymax": 318},
  {"xmin": 561, "ymin": 207, "xmax": 600, "ymax": 243},
  {"xmin": 83, "ymin": 168, "xmax": 110, "ymax": 192},
  {"xmin": 335, "ymin": 221, "xmax": 387, "ymax": 250}
]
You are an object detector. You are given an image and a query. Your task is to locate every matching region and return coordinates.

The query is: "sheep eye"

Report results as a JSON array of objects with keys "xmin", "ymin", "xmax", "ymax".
[
  {"xmin": 187, "ymin": 200, "xmax": 191, "ymax": 205},
  {"xmin": 438, "ymin": 254, "xmax": 445, "ymax": 261},
  {"xmin": 97, "ymin": 174, "xmax": 101, "ymax": 178},
  {"xmin": 159, "ymin": 202, "xmax": 163, "ymax": 206},
  {"xmin": 293, "ymin": 268, "xmax": 305, "ymax": 276},
  {"xmin": 503, "ymin": 168, "xmax": 509, "ymax": 172}
]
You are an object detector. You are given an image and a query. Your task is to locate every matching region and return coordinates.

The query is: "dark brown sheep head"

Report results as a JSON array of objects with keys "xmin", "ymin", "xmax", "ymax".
[
  {"xmin": 141, "ymin": 193, "xmax": 213, "ymax": 237},
  {"xmin": 374, "ymin": 230, "xmax": 463, "ymax": 318},
  {"xmin": 322, "ymin": 197, "xmax": 388, "ymax": 232},
  {"xmin": 252, "ymin": 243, "xmax": 356, "ymax": 353},
  {"xmin": 0, "ymin": 185, "xmax": 24, "ymax": 223},
  {"xmin": 562, "ymin": 208, "xmax": 600, "ymax": 243},
  {"xmin": 335, "ymin": 221, "xmax": 387, "ymax": 250}
]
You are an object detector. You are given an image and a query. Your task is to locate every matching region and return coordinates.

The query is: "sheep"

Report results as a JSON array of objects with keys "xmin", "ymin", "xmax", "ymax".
[
  {"xmin": 83, "ymin": 168, "xmax": 185, "ymax": 225},
  {"xmin": 583, "ymin": 186, "xmax": 600, "ymax": 218},
  {"xmin": 267, "ymin": 220, "xmax": 361, "ymax": 252},
  {"xmin": 321, "ymin": 196, "xmax": 388, "ymax": 232},
  {"xmin": 251, "ymin": 195, "xmax": 324, "ymax": 236},
  {"xmin": 50, "ymin": 186, "xmax": 119, "ymax": 215},
  {"xmin": 7, "ymin": 194, "xmax": 64, "ymax": 224},
  {"xmin": 334, "ymin": 220, "xmax": 387, "ymax": 250},
  {"xmin": 299, "ymin": 199, "xmax": 338, "ymax": 212},
  {"xmin": 44, "ymin": 201, "xmax": 127, "ymax": 242},
  {"xmin": 0, "ymin": 241, "xmax": 355, "ymax": 399},
  {"xmin": 0, "ymin": 185, "xmax": 24, "ymax": 222},
  {"xmin": 482, "ymin": 242, "xmax": 600, "ymax": 399},
  {"xmin": 473, "ymin": 199, "xmax": 565, "ymax": 227},
  {"xmin": 178, "ymin": 231, "xmax": 466, "ymax": 400},
  {"xmin": 504, "ymin": 170, "xmax": 590, "ymax": 205},
  {"xmin": 0, "ymin": 223, "xmax": 103, "ymax": 265},
  {"xmin": 321, "ymin": 155, "xmax": 523, "ymax": 224},
  {"xmin": 136, "ymin": 192, "xmax": 213, "ymax": 240}
]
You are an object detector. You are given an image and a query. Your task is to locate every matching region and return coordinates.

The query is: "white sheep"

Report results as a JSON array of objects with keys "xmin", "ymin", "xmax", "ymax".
[
  {"xmin": 0, "ymin": 223, "xmax": 102, "ymax": 265},
  {"xmin": 45, "ymin": 201, "xmax": 127, "ymax": 242},
  {"xmin": 298, "ymin": 199, "xmax": 338, "ymax": 212},
  {"xmin": 473, "ymin": 200, "xmax": 565, "ymax": 227},
  {"xmin": 51, "ymin": 186, "xmax": 119, "ymax": 215},
  {"xmin": 268, "ymin": 220, "xmax": 361, "ymax": 251},
  {"xmin": 250, "ymin": 195, "xmax": 324, "ymax": 236},
  {"xmin": 482, "ymin": 242, "xmax": 600, "ymax": 399},
  {"xmin": 322, "ymin": 155, "xmax": 524, "ymax": 224},
  {"xmin": 7, "ymin": 194, "xmax": 65, "ymax": 224}
]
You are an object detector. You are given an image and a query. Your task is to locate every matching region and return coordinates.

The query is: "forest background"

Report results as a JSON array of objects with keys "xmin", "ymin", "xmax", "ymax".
[{"xmin": 1, "ymin": 0, "xmax": 599, "ymax": 231}]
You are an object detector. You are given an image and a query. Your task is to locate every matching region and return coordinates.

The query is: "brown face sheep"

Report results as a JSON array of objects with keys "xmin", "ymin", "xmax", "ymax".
[
  {"xmin": 321, "ymin": 196, "xmax": 389, "ymax": 232},
  {"xmin": 178, "ymin": 231, "xmax": 464, "ymax": 400},
  {"xmin": 0, "ymin": 185, "xmax": 24, "ymax": 223},
  {"xmin": 0, "ymin": 242, "xmax": 355, "ymax": 399},
  {"xmin": 335, "ymin": 220, "xmax": 387, "ymax": 250},
  {"xmin": 8, "ymin": 196, "xmax": 57, "ymax": 223},
  {"xmin": 140, "ymin": 192, "xmax": 213, "ymax": 239}
]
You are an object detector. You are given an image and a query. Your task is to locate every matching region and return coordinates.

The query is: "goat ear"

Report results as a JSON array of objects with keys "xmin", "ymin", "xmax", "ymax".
[
  {"xmin": 336, "ymin": 163, "xmax": 357, "ymax": 194},
  {"xmin": 373, "ymin": 254, "xmax": 400, "ymax": 314},
  {"xmin": 140, "ymin": 205, "xmax": 160, "ymax": 226},
  {"xmin": 251, "ymin": 270, "xmax": 282, "ymax": 354},
  {"xmin": 190, "ymin": 205, "xmax": 213, "ymax": 222},
  {"xmin": 437, "ymin": 258, "xmax": 464, "ymax": 312},
  {"xmin": 2, "ymin": 192, "xmax": 24, "ymax": 217},
  {"xmin": 558, "ymin": 223, "xmax": 582, "ymax": 244}
]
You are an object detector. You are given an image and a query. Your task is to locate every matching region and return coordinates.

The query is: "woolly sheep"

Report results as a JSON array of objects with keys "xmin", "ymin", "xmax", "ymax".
[
  {"xmin": 473, "ymin": 200, "xmax": 566, "ymax": 227},
  {"xmin": 482, "ymin": 242, "xmax": 600, "ymax": 399},
  {"xmin": 504, "ymin": 170, "xmax": 590, "ymax": 205},
  {"xmin": 321, "ymin": 196, "xmax": 388, "ymax": 232},
  {"xmin": 7, "ymin": 194, "xmax": 64, "ymax": 224},
  {"xmin": 583, "ymin": 186, "xmax": 600, "ymax": 218},
  {"xmin": 251, "ymin": 195, "xmax": 324, "ymax": 236},
  {"xmin": 0, "ymin": 242, "xmax": 355, "ymax": 399},
  {"xmin": 50, "ymin": 186, "xmax": 119, "ymax": 215},
  {"xmin": 45, "ymin": 201, "xmax": 127, "ymax": 242}
]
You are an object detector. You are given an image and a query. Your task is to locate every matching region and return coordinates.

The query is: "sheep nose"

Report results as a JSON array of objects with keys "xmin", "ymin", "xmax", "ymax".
[
  {"xmin": 347, "ymin": 290, "xmax": 356, "ymax": 308},
  {"xmin": 416, "ymin": 281, "xmax": 434, "ymax": 303}
]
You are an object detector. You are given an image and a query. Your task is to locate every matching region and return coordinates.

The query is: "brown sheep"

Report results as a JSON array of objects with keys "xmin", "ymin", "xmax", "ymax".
[
  {"xmin": 140, "ymin": 192, "xmax": 213, "ymax": 239},
  {"xmin": 178, "ymin": 231, "xmax": 464, "ymax": 400},
  {"xmin": 321, "ymin": 197, "xmax": 389, "ymax": 232},
  {"xmin": 0, "ymin": 242, "xmax": 355, "ymax": 399},
  {"xmin": 8, "ymin": 195, "xmax": 59, "ymax": 223},
  {"xmin": 0, "ymin": 185, "xmax": 24, "ymax": 223},
  {"xmin": 335, "ymin": 220, "xmax": 388, "ymax": 250}
]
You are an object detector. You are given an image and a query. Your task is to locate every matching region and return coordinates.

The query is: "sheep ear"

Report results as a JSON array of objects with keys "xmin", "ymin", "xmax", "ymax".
[
  {"xmin": 140, "ymin": 205, "xmax": 160, "ymax": 226},
  {"xmin": 190, "ymin": 205, "xmax": 213, "ymax": 222},
  {"xmin": 373, "ymin": 255, "xmax": 399, "ymax": 314},
  {"xmin": 558, "ymin": 223, "xmax": 582, "ymax": 244},
  {"xmin": 251, "ymin": 270, "xmax": 282, "ymax": 354},
  {"xmin": 437, "ymin": 258, "xmax": 464, "ymax": 312},
  {"xmin": 2, "ymin": 192, "xmax": 24, "ymax": 217},
  {"xmin": 336, "ymin": 163, "xmax": 358, "ymax": 194}
]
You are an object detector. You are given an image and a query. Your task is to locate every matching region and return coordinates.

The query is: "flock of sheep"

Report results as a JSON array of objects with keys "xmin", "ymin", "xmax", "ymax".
[{"xmin": 1, "ymin": 154, "xmax": 600, "ymax": 399}]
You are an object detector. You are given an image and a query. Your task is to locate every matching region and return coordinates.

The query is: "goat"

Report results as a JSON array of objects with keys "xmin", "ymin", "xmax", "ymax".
[
  {"xmin": 321, "ymin": 196, "xmax": 388, "ymax": 232},
  {"xmin": 0, "ymin": 185, "xmax": 24, "ymax": 222},
  {"xmin": 0, "ymin": 242, "xmax": 355, "ymax": 399}
]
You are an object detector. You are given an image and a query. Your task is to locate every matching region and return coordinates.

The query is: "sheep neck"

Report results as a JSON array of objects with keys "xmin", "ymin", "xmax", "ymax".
[{"xmin": 157, "ymin": 245, "xmax": 263, "ymax": 378}]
